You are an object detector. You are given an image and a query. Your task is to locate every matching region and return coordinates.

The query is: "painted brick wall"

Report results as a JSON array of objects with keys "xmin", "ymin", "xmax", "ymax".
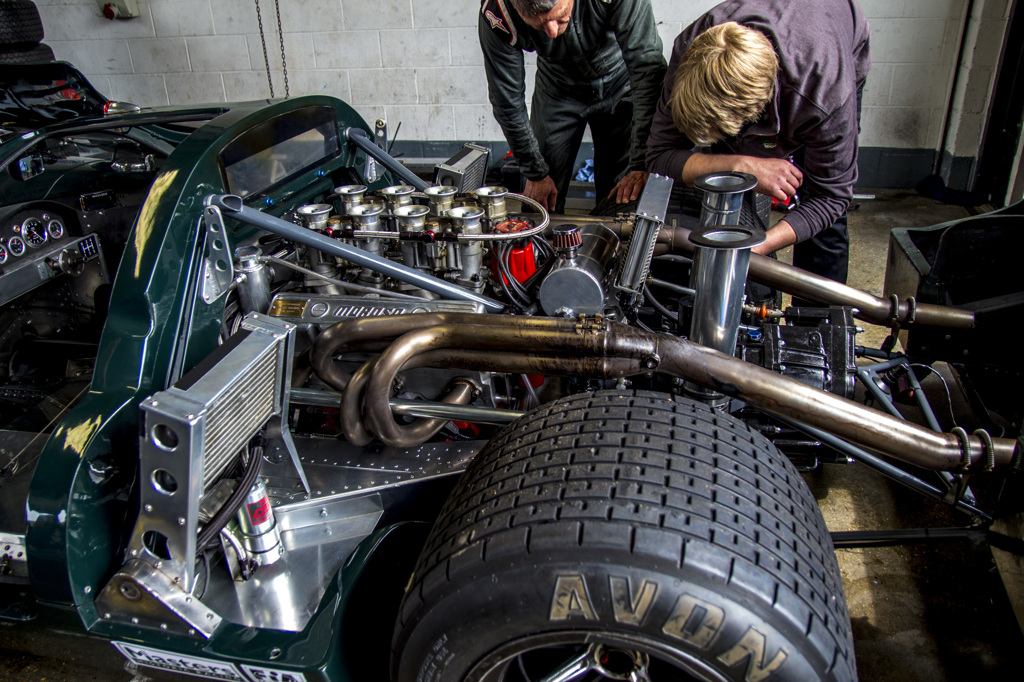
[{"xmin": 33, "ymin": 0, "xmax": 997, "ymax": 172}]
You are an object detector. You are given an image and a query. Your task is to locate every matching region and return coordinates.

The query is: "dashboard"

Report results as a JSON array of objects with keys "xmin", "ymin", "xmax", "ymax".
[{"xmin": 0, "ymin": 207, "xmax": 107, "ymax": 307}]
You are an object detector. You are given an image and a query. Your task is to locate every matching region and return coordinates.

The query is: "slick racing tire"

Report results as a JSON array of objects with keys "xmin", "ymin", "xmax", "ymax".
[
  {"xmin": 0, "ymin": 41, "xmax": 53, "ymax": 64},
  {"xmin": 0, "ymin": 0, "xmax": 44, "ymax": 48},
  {"xmin": 393, "ymin": 391, "xmax": 856, "ymax": 682}
]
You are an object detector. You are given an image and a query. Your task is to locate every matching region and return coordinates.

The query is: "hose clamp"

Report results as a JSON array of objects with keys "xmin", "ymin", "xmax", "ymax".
[
  {"xmin": 888, "ymin": 294, "xmax": 900, "ymax": 325},
  {"xmin": 951, "ymin": 426, "xmax": 971, "ymax": 471},
  {"xmin": 973, "ymin": 429, "xmax": 995, "ymax": 472},
  {"xmin": 905, "ymin": 296, "xmax": 917, "ymax": 324}
]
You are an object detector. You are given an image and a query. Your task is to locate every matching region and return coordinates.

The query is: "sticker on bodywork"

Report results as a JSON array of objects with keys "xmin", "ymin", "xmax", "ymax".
[{"xmin": 113, "ymin": 642, "xmax": 307, "ymax": 682}]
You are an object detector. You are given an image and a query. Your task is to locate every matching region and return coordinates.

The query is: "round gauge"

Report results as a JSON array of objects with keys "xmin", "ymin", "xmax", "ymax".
[
  {"xmin": 47, "ymin": 218, "xmax": 65, "ymax": 240},
  {"xmin": 21, "ymin": 218, "xmax": 48, "ymax": 247},
  {"xmin": 7, "ymin": 235, "xmax": 26, "ymax": 257},
  {"xmin": 0, "ymin": 243, "xmax": 7, "ymax": 265}
]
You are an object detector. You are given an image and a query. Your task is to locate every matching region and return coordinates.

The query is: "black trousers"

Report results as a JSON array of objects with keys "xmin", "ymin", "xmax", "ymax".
[
  {"xmin": 531, "ymin": 69, "xmax": 635, "ymax": 213},
  {"xmin": 789, "ymin": 82, "xmax": 862, "ymax": 305},
  {"xmin": 790, "ymin": 213, "xmax": 849, "ymax": 307}
]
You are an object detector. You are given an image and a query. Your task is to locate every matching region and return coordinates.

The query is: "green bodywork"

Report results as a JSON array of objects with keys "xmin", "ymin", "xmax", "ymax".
[{"xmin": 15, "ymin": 94, "xmax": 403, "ymax": 680}]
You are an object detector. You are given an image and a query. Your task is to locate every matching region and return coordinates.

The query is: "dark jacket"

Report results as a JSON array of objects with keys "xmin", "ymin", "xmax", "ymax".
[
  {"xmin": 479, "ymin": 0, "xmax": 666, "ymax": 180},
  {"xmin": 646, "ymin": 0, "xmax": 871, "ymax": 242}
]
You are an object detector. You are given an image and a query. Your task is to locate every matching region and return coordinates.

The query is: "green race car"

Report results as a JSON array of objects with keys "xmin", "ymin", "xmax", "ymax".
[{"xmin": 1, "ymin": 62, "xmax": 1021, "ymax": 682}]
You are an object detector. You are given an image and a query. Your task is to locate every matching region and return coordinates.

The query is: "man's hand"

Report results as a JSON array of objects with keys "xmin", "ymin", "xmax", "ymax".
[
  {"xmin": 734, "ymin": 156, "xmax": 803, "ymax": 202},
  {"xmin": 524, "ymin": 175, "xmax": 559, "ymax": 212},
  {"xmin": 609, "ymin": 170, "xmax": 648, "ymax": 204},
  {"xmin": 681, "ymin": 153, "xmax": 803, "ymax": 202}
]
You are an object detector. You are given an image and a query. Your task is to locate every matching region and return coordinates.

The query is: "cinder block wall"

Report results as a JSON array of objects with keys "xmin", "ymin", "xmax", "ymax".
[{"xmin": 34, "ymin": 0, "xmax": 1007, "ymax": 189}]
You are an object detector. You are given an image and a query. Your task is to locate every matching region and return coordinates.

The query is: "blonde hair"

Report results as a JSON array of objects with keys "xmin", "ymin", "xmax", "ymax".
[{"xmin": 670, "ymin": 22, "xmax": 778, "ymax": 145}]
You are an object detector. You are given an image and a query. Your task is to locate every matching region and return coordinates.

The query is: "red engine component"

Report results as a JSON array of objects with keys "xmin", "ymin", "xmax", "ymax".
[
  {"xmin": 496, "ymin": 241, "xmax": 536, "ymax": 285},
  {"xmin": 494, "ymin": 218, "xmax": 533, "ymax": 234},
  {"xmin": 509, "ymin": 242, "xmax": 536, "ymax": 283}
]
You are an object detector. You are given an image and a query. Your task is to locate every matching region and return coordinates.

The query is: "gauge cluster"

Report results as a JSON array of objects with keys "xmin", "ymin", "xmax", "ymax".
[
  {"xmin": 1, "ymin": 212, "xmax": 68, "ymax": 267},
  {"xmin": 0, "ymin": 207, "xmax": 106, "ymax": 308}
]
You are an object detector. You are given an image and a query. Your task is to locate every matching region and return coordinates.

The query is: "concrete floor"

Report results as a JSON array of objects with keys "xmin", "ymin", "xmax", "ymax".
[
  {"xmin": 786, "ymin": 189, "xmax": 1024, "ymax": 681},
  {"xmin": 2, "ymin": 189, "xmax": 1022, "ymax": 681}
]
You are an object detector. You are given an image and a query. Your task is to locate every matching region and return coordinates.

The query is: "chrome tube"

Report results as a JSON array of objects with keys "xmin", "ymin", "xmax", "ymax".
[
  {"xmin": 333, "ymin": 184, "xmax": 366, "ymax": 214},
  {"xmin": 695, "ymin": 172, "xmax": 757, "ymax": 227},
  {"xmin": 476, "ymin": 186, "xmax": 508, "ymax": 223},
  {"xmin": 657, "ymin": 225, "xmax": 975, "ymax": 328},
  {"xmin": 344, "ymin": 127, "xmax": 429, "ymax": 191},
  {"xmin": 295, "ymin": 203, "xmax": 332, "ymax": 230},
  {"xmin": 348, "ymin": 204, "xmax": 385, "ymax": 287},
  {"xmin": 685, "ymin": 172, "xmax": 763, "ymax": 402},
  {"xmin": 381, "ymin": 185, "xmax": 416, "ymax": 213},
  {"xmin": 296, "ymin": 203, "xmax": 342, "ymax": 295},
  {"xmin": 686, "ymin": 226, "xmax": 765, "ymax": 403}
]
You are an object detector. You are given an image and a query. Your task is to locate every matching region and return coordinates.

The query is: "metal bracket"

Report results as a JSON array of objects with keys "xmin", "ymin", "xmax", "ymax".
[
  {"xmin": 364, "ymin": 118, "xmax": 388, "ymax": 183},
  {"xmin": 614, "ymin": 173, "xmax": 674, "ymax": 303},
  {"xmin": 200, "ymin": 205, "xmax": 235, "ymax": 304},
  {"xmin": 95, "ymin": 559, "xmax": 222, "ymax": 639}
]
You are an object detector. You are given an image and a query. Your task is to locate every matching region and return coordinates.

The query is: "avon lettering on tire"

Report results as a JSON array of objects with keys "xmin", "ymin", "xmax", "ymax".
[{"xmin": 393, "ymin": 391, "xmax": 856, "ymax": 681}]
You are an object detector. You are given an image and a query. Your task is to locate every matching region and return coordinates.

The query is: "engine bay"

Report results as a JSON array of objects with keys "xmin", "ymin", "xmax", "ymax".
[{"xmin": 2, "ymin": 84, "xmax": 1021, "ymax": 681}]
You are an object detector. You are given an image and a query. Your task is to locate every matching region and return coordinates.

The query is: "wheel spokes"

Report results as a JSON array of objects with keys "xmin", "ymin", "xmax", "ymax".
[
  {"xmin": 532, "ymin": 644, "xmax": 652, "ymax": 682},
  {"xmin": 536, "ymin": 643, "xmax": 602, "ymax": 682}
]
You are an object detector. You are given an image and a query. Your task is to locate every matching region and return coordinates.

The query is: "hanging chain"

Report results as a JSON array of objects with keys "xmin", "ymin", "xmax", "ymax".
[
  {"xmin": 274, "ymin": 0, "xmax": 289, "ymax": 98},
  {"xmin": 254, "ymin": 0, "xmax": 274, "ymax": 98}
]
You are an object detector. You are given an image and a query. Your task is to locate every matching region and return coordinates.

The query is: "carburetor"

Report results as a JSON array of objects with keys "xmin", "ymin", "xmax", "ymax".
[{"xmin": 289, "ymin": 184, "xmax": 548, "ymax": 301}]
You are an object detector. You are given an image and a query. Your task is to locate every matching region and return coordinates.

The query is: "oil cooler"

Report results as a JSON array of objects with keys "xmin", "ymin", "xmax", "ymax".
[{"xmin": 98, "ymin": 314, "xmax": 303, "ymax": 637}]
